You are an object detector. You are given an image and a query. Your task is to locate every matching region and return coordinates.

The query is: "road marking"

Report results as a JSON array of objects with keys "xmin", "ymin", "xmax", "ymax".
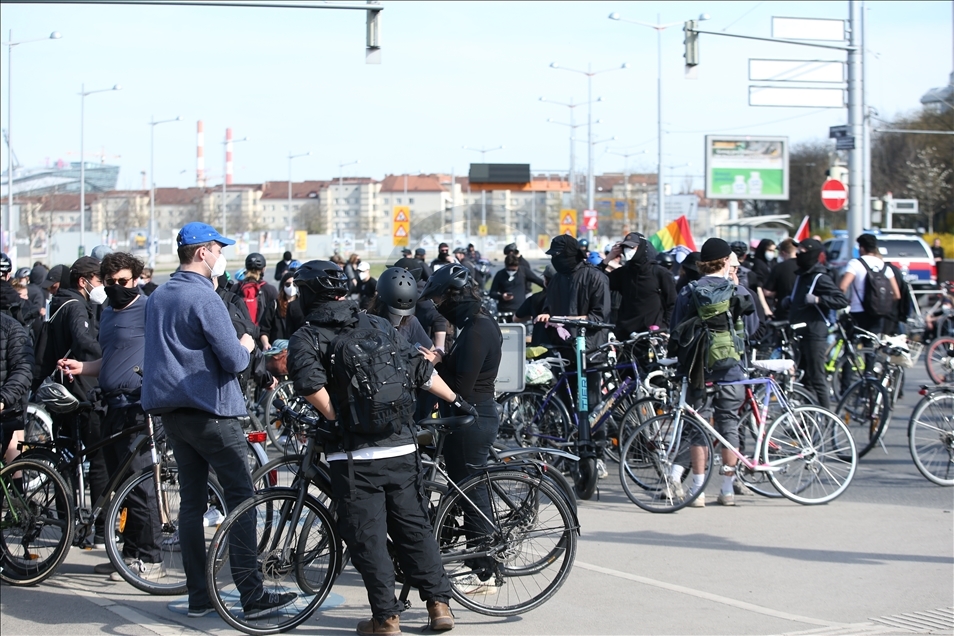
[
  {"xmin": 49, "ymin": 580, "xmax": 204, "ymax": 636},
  {"xmin": 576, "ymin": 560, "xmax": 844, "ymax": 628}
]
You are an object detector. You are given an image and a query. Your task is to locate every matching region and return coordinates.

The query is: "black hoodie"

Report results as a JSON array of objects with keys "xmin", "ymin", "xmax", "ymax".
[{"xmin": 607, "ymin": 247, "xmax": 677, "ymax": 335}]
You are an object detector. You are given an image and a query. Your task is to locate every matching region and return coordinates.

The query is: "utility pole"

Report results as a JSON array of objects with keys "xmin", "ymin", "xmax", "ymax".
[{"xmin": 847, "ymin": 0, "xmax": 864, "ymax": 243}]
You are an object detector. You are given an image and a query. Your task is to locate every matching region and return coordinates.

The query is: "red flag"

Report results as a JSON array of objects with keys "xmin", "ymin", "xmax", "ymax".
[{"xmin": 794, "ymin": 215, "xmax": 811, "ymax": 242}]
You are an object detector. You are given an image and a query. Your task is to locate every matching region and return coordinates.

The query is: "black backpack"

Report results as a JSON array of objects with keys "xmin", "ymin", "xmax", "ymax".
[
  {"xmin": 32, "ymin": 298, "xmax": 78, "ymax": 390},
  {"xmin": 859, "ymin": 259, "xmax": 895, "ymax": 318},
  {"xmin": 324, "ymin": 313, "xmax": 415, "ymax": 438}
]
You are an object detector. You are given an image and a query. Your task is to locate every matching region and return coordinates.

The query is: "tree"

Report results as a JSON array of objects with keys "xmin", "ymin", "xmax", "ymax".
[
  {"xmin": 905, "ymin": 147, "xmax": 952, "ymax": 234},
  {"xmin": 778, "ymin": 141, "xmax": 834, "ymax": 231}
]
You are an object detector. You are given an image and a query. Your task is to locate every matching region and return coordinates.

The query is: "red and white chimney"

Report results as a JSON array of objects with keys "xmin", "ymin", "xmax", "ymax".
[
  {"xmin": 225, "ymin": 127, "xmax": 234, "ymax": 186},
  {"xmin": 196, "ymin": 120, "xmax": 205, "ymax": 187}
]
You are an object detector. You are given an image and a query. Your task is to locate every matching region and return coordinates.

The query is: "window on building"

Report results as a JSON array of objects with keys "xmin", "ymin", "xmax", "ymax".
[
  {"xmin": 409, "ymin": 198, "xmax": 414, "ymax": 204},
  {"xmin": 396, "ymin": 197, "xmax": 402, "ymax": 204}
]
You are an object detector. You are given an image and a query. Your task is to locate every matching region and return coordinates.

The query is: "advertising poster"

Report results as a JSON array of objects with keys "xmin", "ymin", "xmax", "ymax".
[{"xmin": 705, "ymin": 136, "xmax": 789, "ymax": 200}]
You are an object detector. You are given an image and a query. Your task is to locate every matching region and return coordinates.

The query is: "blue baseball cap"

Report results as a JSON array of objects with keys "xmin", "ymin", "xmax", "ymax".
[{"xmin": 176, "ymin": 222, "xmax": 235, "ymax": 247}]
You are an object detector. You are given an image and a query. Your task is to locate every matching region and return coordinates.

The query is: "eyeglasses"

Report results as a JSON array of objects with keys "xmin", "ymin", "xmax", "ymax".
[{"xmin": 105, "ymin": 277, "xmax": 132, "ymax": 286}]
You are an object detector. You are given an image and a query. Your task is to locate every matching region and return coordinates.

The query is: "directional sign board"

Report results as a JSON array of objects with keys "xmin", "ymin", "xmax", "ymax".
[
  {"xmin": 393, "ymin": 206, "xmax": 410, "ymax": 247},
  {"xmin": 559, "ymin": 209, "xmax": 577, "ymax": 237},
  {"xmin": 583, "ymin": 209, "xmax": 598, "ymax": 231},
  {"xmin": 821, "ymin": 179, "xmax": 847, "ymax": 212}
]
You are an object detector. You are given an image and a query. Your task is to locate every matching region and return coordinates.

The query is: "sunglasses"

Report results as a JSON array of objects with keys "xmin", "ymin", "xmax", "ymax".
[{"xmin": 105, "ymin": 276, "xmax": 133, "ymax": 286}]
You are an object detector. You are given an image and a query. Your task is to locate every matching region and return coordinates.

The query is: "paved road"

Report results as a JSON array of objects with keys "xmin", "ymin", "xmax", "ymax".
[{"xmin": 3, "ymin": 369, "xmax": 952, "ymax": 636}]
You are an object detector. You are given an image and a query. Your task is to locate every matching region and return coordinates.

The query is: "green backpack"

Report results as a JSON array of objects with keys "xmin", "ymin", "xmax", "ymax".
[{"xmin": 688, "ymin": 280, "xmax": 746, "ymax": 374}]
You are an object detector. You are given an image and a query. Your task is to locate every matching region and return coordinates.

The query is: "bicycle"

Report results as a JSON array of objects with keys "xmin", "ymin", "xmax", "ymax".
[
  {"xmin": 925, "ymin": 336, "xmax": 954, "ymax": 385},
  {"xmin": 907, "ymin": 384, "xmax": 954, "ymax": 486},
  {"xmin": 618, "ymin": 373, "xmax": 858, "ymax": 512},
  {"xmin": 0, "ymin": 456, "xmax": 74, "ymax": 586}
]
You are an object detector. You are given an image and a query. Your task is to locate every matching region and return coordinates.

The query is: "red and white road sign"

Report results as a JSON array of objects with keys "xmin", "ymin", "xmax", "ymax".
[
  {"xmin": 582, "ymin": 209, "xmax": 598, "ymax": 231},
  {"xmin": 821, "ymin": 179, "xmax": 847, "ymax": 212}
]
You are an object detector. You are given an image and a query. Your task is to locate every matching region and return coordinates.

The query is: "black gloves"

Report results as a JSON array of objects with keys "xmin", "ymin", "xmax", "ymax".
[{"xmin": 451, "ymin": 393, "xmax": 478, "ymax": 417}]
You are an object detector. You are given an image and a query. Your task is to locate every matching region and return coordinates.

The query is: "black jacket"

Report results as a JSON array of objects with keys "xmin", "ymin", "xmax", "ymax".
[
  {"xmin": 787, "ymin": 264, "xmax": 849, "ymax": 337},
  {"xmin": 518, "ymin": 256, "xmax": 545, "ymax": 293},
  {"xmin": 607, "ymin": 259, "xmax": 677, "ymax": 336},
  {"xmin": 46, "ymin": 288, "xmax": 102, "ymax": 400},
  {"xmin": 489, "ymin": 268, "xmax": 527, "ymax": 315},
  {"xmin": 543, "ymin": 262, "xmax": 611, "ymax": 354},
  {"xmin": 0, "ymin": 312, "xmax": 34, "ymax": 416},
  {"xmin": 287, "ymin": 299, "xmax": 434, "ymax": 451}
]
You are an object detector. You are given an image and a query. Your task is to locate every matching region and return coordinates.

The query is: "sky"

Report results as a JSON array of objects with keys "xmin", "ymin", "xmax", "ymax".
[{"xmin": 1, "ymin": 0, "xmax": 951, "ymax": 194}]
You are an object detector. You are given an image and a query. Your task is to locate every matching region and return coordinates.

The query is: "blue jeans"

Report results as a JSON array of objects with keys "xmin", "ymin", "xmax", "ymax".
[{"xmin": 162, "ymin": 410, "xmax": 262, "ymax": 609}]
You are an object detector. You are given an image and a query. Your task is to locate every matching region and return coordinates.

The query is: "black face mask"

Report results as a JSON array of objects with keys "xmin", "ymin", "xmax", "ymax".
[
  {"xmin": 796, "ymin": 250, "xmax": 821, "ymax": 271},
  {"xmin": 105, "ymin": 284, "xmax": 140, "ymax": 309},
  {"xmin": 436, "ymin": 294, "xmax": 481, "ymax": 327},
  {"xmin": 551, "ymin": 253, "xmax": 580, "ymax": 275}
]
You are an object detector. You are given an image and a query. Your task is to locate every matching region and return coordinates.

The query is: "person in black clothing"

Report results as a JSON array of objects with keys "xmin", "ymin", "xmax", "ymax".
[
  {"xmin": 354, "ymin": 262, "xmax": 377, "ymax": 311},
  {"xmin": 676, "ymin": 252, "xmax": 702, "ymax": 292},
  {"xmin": 764, "ymin": 239, "xmax": 799, "ymax": 321},
  {"xmin": 516, "ymin": 264, "xmax": 555, "ymax": 346},
  {"xmin": 603, "ymin": 233, "xmax": 676, "ymax": 335},
  {"xmin": 420, "ymin": 264, "xmax": 502, "ymax": 589},
  {"xmin": 392, "ymin": 257, "xmax": 447, "ymax": 350},
  {"xmin": 750, "ymin": 239, "xmax": 777, "ymax": 318},
  {"xmin": 489, "ymin": 253, "xmax": 526, "ymax": 316},
  {"xmin": 784, "ymin": 239, "xmax": 849, "ymax": 409},
  {"xmin": 932, "ymin": 238, "xmax": 945, "ymax": 266},
  {"xmin": 138, "ymin": 267, "xmax": 159, "ymax": 296},
  {"xmin": 269, "ymin": 270, "xmax": 306, "ymax": 342},
  {"xmin": 238, "ymin": 252, "xmax": 279, "ymax": 349},
  {"xmin": 430, "ymin": 243, "xmax": 452, "ymax": 270},
  {"xmin": 453, "ymin": 247, "xmax": 479, "ymax": 285},
  {"xmin": 287, "ymin": 260, "xmax": 468, "ymax": 635},
  {"xmin": 1, "ymin": 311, "xmax": 33, "ymax": 464},
  {"xmin": 414, "ymin": 247, "xmax": 433, "ymax": 281},
  {"xmin": 274, "ymin": 251, "xmax": 293, "ymax": 281},
  {"xmin": 504, "ymin": 243, "xmax": 546, "ymax": 294}
]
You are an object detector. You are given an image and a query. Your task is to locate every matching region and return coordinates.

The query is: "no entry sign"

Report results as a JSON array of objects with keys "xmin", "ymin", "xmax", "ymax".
[{"xmin": 821, "ymin": 179, "xmax": 847, "ymax": 212}]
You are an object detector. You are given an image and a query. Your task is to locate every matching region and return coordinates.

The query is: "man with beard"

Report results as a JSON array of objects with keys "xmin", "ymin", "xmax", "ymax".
[
  {"xmin": 430, "ymin": 243, "xmax": 453, "ymax": 270},
  {"xmin": 784, "ymin": 239, "xmax": 849, "ymax": 409},
  {"xmin": 603, "ymin": 233, "xmax": 676, "ymax": 335}
]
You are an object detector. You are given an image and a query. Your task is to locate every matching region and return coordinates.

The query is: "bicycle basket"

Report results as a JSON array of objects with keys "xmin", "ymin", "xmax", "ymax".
[{"xmin": 883, "ymin": 335, "xmax": 918, "ymax": 368}]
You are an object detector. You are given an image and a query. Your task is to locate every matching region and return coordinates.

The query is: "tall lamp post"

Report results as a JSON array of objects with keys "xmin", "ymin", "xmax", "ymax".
[
  {"xmin": 606, "ymin": 148, "xmax": 647, "ymax": 231},
  {"xmin": 221, "ymin": 132, "xmax": 248, "ymax": 236},
  {"xmin": 79, "ymin": 83, "xmax": 121, "ymax": 257},
  {"xmin": 548, "ymin": 63, "xmax": 628, "ymax": 228},
  {"xmin": 2, "ymin": 30, "xmax": 61, "ymax": 263},
  {"xmin": 540, "ymin": 96, "xmax": 602, "ymax": 201},
  {"xmin": 336, "ymin": 159, "xmax": 359, "ymax": 239},
  {"xmin": 609, "ymin": 12, "xmax": 708, "ymax": 232},
  {"xmin": 288, "ymin": 151, "xmax": 310, "ymax": 232},
  {"xmin": 148, "ymin": 115, "xmax": 180, "ymax": 268},
  {"xmin": 462, "ymin": 145, "xmax": 504, "ymax": 235}
]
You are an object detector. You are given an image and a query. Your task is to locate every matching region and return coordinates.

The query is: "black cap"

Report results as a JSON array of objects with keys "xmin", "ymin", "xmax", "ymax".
[
  {"xmin": 392, "ymin": 257, "xmax": 424, "ymax": 281},
  {"xmin": 681, "ymin": 252, "xmax": 701, "ymax": 272},
  {"xmin": 700, "ymin": 238, "xmax": 731, "ymax": 262},
  {"xmin": 70, "ymin": 256, "xmax": 101, "ymax": 278},
  {"xmin": 414, "ymin": 247, "xmax": 426, "ymax": 256},
  {"xmin": 620, "ymin": 232, "xmax": 644, "ymax": 248},
  {"xmin": 799, "ymin": 238, "xmax": 824, "ymax": 253},
  {"xmin": 401, "ymin": 248, "xmax": 412, "ymax": 256},
  {"xmin": 546, "ymin": 234, "xmax": 579, "ymax": 256},
  {"xmin": 42, "ymin": 264, "xmax": 68, "ymax": 289}
]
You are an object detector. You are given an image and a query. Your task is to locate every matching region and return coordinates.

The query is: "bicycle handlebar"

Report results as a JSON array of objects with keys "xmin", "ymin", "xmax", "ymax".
[{"xmin": 547, "ymin": 317, "xmax": 615, "ymax": 330}]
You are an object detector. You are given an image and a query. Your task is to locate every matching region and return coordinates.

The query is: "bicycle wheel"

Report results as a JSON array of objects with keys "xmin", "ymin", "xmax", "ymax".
[
  {"xmin": 573, "ymin": 456, "xmax": 598, "ymax": 500},
  {"xmin": 834, "ymin": 378, "xmax": 890, "ymax": 458},
  {"xmin": 736, "ymin": 411, "xmax": 782, "ymax": 498},
  {"xmin": 764, "ymin": 406, "xmax": 857, "ymax": 504},
  {"xmin": 207, "ymin": 488, "xmax": 340, "ymax": 635},
  {"xmin": 925, "ymin": 337, "xmax": 954, "ymax": 385},
  {"xmin": 433, "ymin": 470, "xmax": 577, "ymax": 616},
  {"xmin": 263, "ymin": 380, "xmax": 296, "ymax": 448},
  {"xmin": 618, "ymin": 413, "xmax": 712, "ymax": 513},
  {"xmin": 908, "ymin": 391, "xmax": 954, "ymax": 486},
  {"xmin": 499, "ymin": 389, "xmax": 572, "ymax": 452},
  {"xmin": 603, "ymin": 395, "xmax": 659, "ymax": 464},
  {"xmin": 104, "ymin": 466, "xmax": 226, "ymax": 595},
  {"xmin": 0, "ymin": 458, "xmax": 74, "ymax": 585}
]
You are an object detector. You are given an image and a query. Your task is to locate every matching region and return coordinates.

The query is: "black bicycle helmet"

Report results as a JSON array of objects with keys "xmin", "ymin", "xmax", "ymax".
[
  {"xmin": 0, "ymin": 252, "xmax": 11, "ymax": 274},
  {"xmin": 36, "ymin": 379, "xmax": 80, "ymax": 414},
  {"xmin": 578, "ymin": 238, "xmax": 589, "ymax": 250},
  {"xmin": 729, "ymin": 241, "xmax": 748, "ymax": 259},
  {"xmin": 245, "ymin": 252, "xmax": 266, "ymax": 271},
  {"xmin": 419, "ymin": 263, "xmax": 470, "ymax": 301},
  {"xmin": 294, "ymin": 260, "xmax": 350, "ymax": 310},
  {"xmin": 376, "ymin": 267, "xmax": 419, "ymax": 316},
  {"xmin": 392, "ymin": 257, "xmax": 425, "ymax": 282},
  {"xmin": 14, "ymin": 266, "xmax": 31, "ymax": 280},
  {"xmin": 503, "ymin": 243, "xmax": 518, "ymax": 255},
  {"xmin": 656, "ymin": 252, "xmax": 675, "ymax": 269}
]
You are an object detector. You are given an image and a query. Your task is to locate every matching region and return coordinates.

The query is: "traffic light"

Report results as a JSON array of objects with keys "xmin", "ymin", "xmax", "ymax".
[{"xmin": 684, "ymin": 20, "xmax": 699, "ymax": 67}]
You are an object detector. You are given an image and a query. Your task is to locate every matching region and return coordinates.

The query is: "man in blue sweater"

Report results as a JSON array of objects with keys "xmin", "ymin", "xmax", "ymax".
[{"xmin": 142, "ymin": 222, "xmax": 295, "ymax": 619}]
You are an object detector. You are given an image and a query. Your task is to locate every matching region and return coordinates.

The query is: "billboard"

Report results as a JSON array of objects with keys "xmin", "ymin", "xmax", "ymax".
[{"xmin": 705, "ymin": 136, "xmax": 789, "ymax": 201}]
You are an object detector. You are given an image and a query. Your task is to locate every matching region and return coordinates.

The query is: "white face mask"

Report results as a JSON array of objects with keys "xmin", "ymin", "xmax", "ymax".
[
  {"xmin": 622, "ymin": 247, "xmax": 637, "ymax": 262},
  {"xmin": 284, "ymin": 283, "xmax": 298, "ymax": 298},
  {"xmin": 204, "ymin": 252, "xmax": 227, "ymax": 278},
  {"xmin": 87, "ymin": 283, "xmax": 108, "ymax": 305},
  {"xmin": 765, "ymin": 250, "xmax": 777, "ymax": 261},
  {"xmin": 359, "ymin": 271, "xmax": 370, "ymax": 282}
]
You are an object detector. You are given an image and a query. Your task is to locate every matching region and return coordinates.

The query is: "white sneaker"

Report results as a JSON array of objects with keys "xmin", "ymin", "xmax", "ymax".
[
  {"xmin": 596, "ymin": 459, "xmax": 609, "ymax": 480},
  {"xmin": 161, "ymin": 528, "xmax": 181, "ymax": 552},
  {"xmin": 111, "ymin": 559, "xmax": 164, "ymax": 582},
  {"xmin": 203, "ymin": 507, "xmax": 225, "ymax": 527},
  {"xmin": 455, "ymin": 573, "xmax": 497, "ymax": 595}
]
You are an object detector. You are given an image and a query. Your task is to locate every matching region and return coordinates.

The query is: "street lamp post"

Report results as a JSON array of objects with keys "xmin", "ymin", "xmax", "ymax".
[
  {"xmin": 609, "ymin": 12, "xmax": 708, "ymax": 232},
  {"xmin": 288, "ymin": 151, "xmax": 310, "ymax": 233},
  {"xmin": 606, "ymin": 148, "xmax": 648, "ymax": 232},
  {"xmin": 80, "ymin": 83, "xmax": 121, "ymax": 256},
  {"xmin": 2, "ymin": 30, "xmax": 61, "ymax": 263},
  {"xmin": 336, "ymin": 159, "xmax": 359, "ymax": 239},
  {"xmin": 540, "ymin": 96, "xmax": 603, "ymax": 202},
  {"xmin": 221, "ymin": 133, "xmax": 248, "ymax": 236},
  {"xmin": 549, "ymin": 62, "xmax": 628, "ymax": 235},
  {"xmin": 148, "ymin": 115, "xmax": 180, "ymax": 268},
  {"xmin": 462, "ymin": 145, "xmax": 504, "ymax": 236}
]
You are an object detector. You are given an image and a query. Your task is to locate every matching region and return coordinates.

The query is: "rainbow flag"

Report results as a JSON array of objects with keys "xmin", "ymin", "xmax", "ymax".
[{"xmin": 649, "ymin": 215, "xmax": 697, "ymax": 252}]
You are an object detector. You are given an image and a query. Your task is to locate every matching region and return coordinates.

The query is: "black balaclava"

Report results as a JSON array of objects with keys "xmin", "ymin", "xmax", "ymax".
[
  {"xmin": 104, "ymin": 284, "xmax": 141, "ymax": 309},
  {"xmin": 437, "ymin": 291, "xmax": 481, "ymax": 328},
  {"xmin": 795, "ymin": 239, "xmax": 824, "ymax": 272},
  {"xmin": 549, "ymin": 236, "xmax": 584, "ymax": 275}
]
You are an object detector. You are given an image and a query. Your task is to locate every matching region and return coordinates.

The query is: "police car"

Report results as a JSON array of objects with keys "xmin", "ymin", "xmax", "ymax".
[{"xmin": 825, "ymin": 230, "xmax": 937, "ymax": 289}]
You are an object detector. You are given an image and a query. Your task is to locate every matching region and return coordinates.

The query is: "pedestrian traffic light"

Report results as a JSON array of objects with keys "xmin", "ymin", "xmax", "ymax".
[{"xmin": 684, "ymin": 20, "xmax": 699, "ymax": 67}]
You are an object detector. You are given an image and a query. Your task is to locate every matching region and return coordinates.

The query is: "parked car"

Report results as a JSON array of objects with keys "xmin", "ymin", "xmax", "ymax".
[{"xmin": 824, "ymin": 231, "xmax": 937, "ymax": 289}]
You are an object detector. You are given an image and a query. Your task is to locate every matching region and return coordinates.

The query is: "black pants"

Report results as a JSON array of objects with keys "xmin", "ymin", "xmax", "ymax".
[
  {"xmin": 163, "ymin": 411, "xmax": 262, "ymax": 609},
  {"xmin": 329, "ymin": 452, "xmax": 451, "ymax": 621},
  {"xmin": 850, "ymin": 311, "xmax": 884, "ymax": 335},
  {"xmin": 101, "ymin": 402, "xmax": 163, "ymax": 564},
  {"xmin": 799, "ymin": 333, "xmax": 831, "ymax": 409},
  {"xmin": 52, "ymin": 410, "xmax": 108, "ymax": 535}
]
